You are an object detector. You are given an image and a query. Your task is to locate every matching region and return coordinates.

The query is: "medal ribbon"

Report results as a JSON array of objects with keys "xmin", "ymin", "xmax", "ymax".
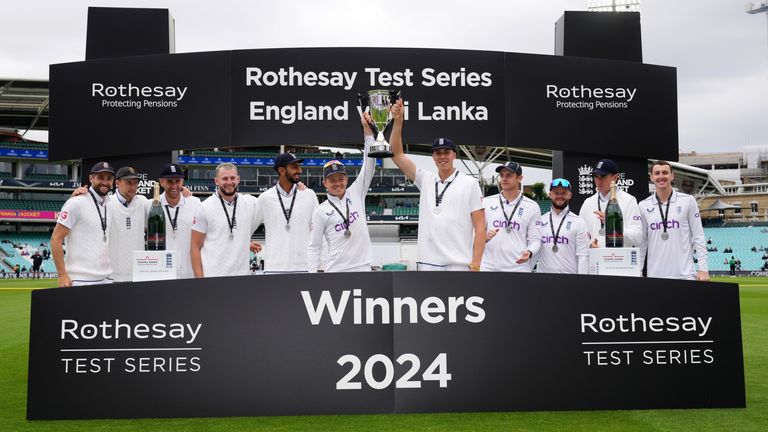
[
  {"xmin": 434, "ymin": 170, "xmax": 460, "ymax": 207},
  {"xmin": 218, "ymin": 193, "xmax": 238, "ymax": 237},
  {"xmin": 327, "ymin": 195, "xmax": 351, "ymax": 233},
  {"xmin": 549, "ymin": 209, "xmax": 569, "ymax": 248},
  {"xmin": 88, "ymin": 189, "xmax": 107, "ymax": 239},
  {"xmin": 655, "ymin": 193, "xmax": 672, "ymax": 237},
  {"xmin": 276, "ymin": 184, "xmax": 298, "ymax": 226},
  {"xmin": 500, "ymin": 193, "xmax": 523, "ymax": 229}
]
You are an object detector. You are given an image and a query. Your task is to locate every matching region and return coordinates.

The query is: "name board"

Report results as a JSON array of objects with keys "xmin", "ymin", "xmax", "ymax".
[{"xmin": 27, "ymin": 272, "xmax": 744, "ymax": 420}]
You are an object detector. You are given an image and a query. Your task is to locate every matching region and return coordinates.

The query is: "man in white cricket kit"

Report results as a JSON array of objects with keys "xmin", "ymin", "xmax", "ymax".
[
  {"xmin": 387, "ymin": 99, "xmax": 485, "ymax": 271},
  {"xmin": 190, "ymin": 163, "xmax": 261, "ymax": 278},
  {"xmin": 481, "ymin": 161, "xmax": 541, "ymax": 272},
  {"xmin": 580, "ymin": 159, "xmax": 642, "ymax": 248},
  {"xmin": 307, "ymin": 115, "xmax": 376, "ymax": 272},
  {"xmin": 51, "ymin": 162, "xmax": 115, "ymax": 287},
  {"xmin": 108, "ymin": 166, "xmax": 150, "ymax": 282},
  {"xmin": 536, "ymin": 178, "xmax": 590, "ymax": 274},
  {"xmin": 255, "ymin": 153, "xmax": 319, "ymax": 273},
  {"xmin": 639, "ymin": 160, "xmax": 709, "ymax": 281},
  {"xmin": 158, "ymin": 163, "xmax": 201, "ymax": 279}
]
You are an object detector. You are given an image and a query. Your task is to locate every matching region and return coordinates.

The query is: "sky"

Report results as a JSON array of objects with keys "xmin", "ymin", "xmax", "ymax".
[{"xmin": 2, "ymin": 0, "xmax": 767, "ymax": 183}]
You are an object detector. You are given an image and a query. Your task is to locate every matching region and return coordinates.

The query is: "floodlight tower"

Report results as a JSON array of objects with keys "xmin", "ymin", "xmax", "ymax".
[
  {"xmin": 586, "ymin": 0, "xmax": 641, "ymax": 13},
  {"xmin": 746, "ymin": 2, "xmax": 768, "ymax": 53}
]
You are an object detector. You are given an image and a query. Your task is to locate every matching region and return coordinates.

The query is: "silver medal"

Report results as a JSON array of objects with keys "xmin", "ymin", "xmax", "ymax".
[
  {"xmin": 285, "ymin": 224, "xmax": 291, "ymax": 232},
  {"xmin": 344, "ymin": 229, "xmax": 351, "ymax": 237},
  {"xmin": 103, "ymin": 233, "xmax": 107, "ymax": 243},
  {"xmin": 229, "ymin": 232, "xmax": 234, "ymax": 240},
  {"xmin": 599, "ymin": 228, "xmax": 606, "ymax": 235},
  {"xmin": 505, "ymin": 225, "xmax": 512, "ymax": 234},
  {"xmin": 661, "ymin": 232, "xmax": 669, "ymax": 240},
  {"xmin": 552, "ymin": 244, "xmax": 559, "ymax": 253},
  {"xmin": 433, "ymin": 207, "xmax": 442, "ymax": 215}
]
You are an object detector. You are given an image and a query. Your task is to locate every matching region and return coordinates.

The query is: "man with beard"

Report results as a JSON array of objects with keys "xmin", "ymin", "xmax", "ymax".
[
  {"xmin": 108, "ymin": 166, "xmax": 151, "ymax": 282},
  {"xmin": 158, "ymin": 163, "xmax": 201, "ymax": 279},
  {"xmin": 307, "ymin": 114, "xmax": 375, "ymax": 272},
  {"xmin": 580, "ymin": 159, "xmax": 642, "ymax": 248},
  {"xmin": 191, "ymin": 162, "xmax": 261, "ymax": 277},
  {"xmin": 388, "ymin": 99, "xmax": 486, "ymax": 271},
  {"xmin": 254, "ymin": 153, "xmax": 319, "ymax": 273},
  {"xmin": 638, "ymin": 161, "xmax": 709, "ymax": 280},
  {"xmin": 481, "ymin": 161, "xmax": 541, "ymax": 272},
  {"xmin": 535, "ymin": 178, "xmax": 590, "ymax": 274},
  {"xmin": 51, "ymin": 162, "xmax": 115, "ymax": 286}
]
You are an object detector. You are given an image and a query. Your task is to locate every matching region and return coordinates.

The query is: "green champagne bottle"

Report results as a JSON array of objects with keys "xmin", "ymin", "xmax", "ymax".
[
  {"xmin": 146, "ymin": 182, "xmax": 166, "ymax": 250},
  {"xmin": 605, "ymin": 181, "xmax": 623, "ymax": 248}
]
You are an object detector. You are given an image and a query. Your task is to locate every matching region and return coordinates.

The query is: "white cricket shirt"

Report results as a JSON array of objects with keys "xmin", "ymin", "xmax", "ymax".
[
  {"xmin": 308, "ymin": 136, "xmax": 375, "ymax": 272},
  {"xmin": 580, "ymin": 189, "xmax": 643, "ymax": 248},
  {"xmin": 415, "ymin": 169, "xmax": 484, "ymax": 268},
  {"xmin": 638, "ymin": 190, "xmax": 708, "ymax": 280},
  {"xmin": 481, "ymin": 193, "xmax": 542, "ymax": 272},
  {"xmin": 56, "ymin": 187, "xmax": 113, "ymax": 283},
  {"xmin": 255, "ymin": 184, "xmax": 319, "ymax": 272},
  {"xmin": 535, "ymin": 207, "xmax": 590, "ymax": 274},
  {"xmin": 161, "ymin": 193, "xmax": 202, "ymax": 279},
  {"xmin": 192, "ymin": 192, "xmax": 260, "ymax": 277}
]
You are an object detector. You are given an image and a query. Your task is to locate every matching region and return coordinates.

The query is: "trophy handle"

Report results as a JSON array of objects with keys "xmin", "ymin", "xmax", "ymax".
[
  {"xmin": 382, "ymin": 89, "xmax": 402, "ymax": 138},
  {"xmin": 357, "ymin": 91, "xmax": 379, "ymax": 134}
]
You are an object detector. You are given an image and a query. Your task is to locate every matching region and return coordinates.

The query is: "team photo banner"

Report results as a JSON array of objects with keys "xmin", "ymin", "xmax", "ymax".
[
  {"xmin": 49, "ymin": 48, "xmax": 678, "ymax": 161},
  {"xmin": 27, "ymin": 272, "xmax": 744, "ymax": 420}
]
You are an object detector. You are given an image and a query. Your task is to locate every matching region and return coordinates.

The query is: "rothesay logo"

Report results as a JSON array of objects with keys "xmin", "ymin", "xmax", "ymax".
[{"xmin": 92, "ymin": 83, "xmax": 188, "ymax": 110}]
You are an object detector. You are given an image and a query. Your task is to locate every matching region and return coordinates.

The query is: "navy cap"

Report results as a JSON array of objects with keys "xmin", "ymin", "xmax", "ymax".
[
  {"xmin": 495, "ymin": 161, "xmax": 523, "ymax": 175},
  {"xmin": 90, "ymin": 161, "xmax": 115, "ymax": 175},
  {"xmin": 115, "ymin": 166, "xmax": 141, "ymax": 180},
  {"xmin": 431, "ymin": 137, "xmax": 456, "ymax": 152},
  {"xmin": 274, "ymin": 153, "xmax": 305, "ymax": 171},
  {"xmin": 593, "ymin": 159, "xmax": 619, "ymax": 176},
  {"xmin": 322, "ymin": 160, "xmax": 347, "ymax": 180},
  {"xmin": 160, "ymin": 163, "xmax": 185, "ymax": 179}
]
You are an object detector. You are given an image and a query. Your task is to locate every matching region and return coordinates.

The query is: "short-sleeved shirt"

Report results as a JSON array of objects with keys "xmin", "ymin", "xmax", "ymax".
[
  {"xmin": 56, "ymin": 188, "xmax": 113, "ymax": 282},
  {"xmin": 415, "ymin": 169, "xmax": 483, "ymax": 268},
  {"xmin": 192, "ymin": 192, "xmax": 260, "ymax": 277}
]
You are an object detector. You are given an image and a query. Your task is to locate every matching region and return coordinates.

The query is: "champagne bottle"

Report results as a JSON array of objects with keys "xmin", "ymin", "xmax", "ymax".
[
  {"xmin": 146, "ymin": 182, "xmax": 166, "ymax": 250},
  {"xmin": 605, "ymin": 181, "xmax": 623, "ymax": 247}
]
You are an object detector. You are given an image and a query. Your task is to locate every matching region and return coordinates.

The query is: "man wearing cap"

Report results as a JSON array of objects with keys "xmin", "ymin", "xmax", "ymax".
[
  {"xmin": 158, "ymin": 163, "xmax": 202, "ymax": 279},
  {"xmin": 191, "ymin": 162, "xmax": 261, "ymax": 278},
  {"xmin": 535, "ymin": 178, "xmax": 590, "ymax": 274},
  {"xmin": 580, "ymin": 159, "xmax": 643, "ymax": 248},
  {"xmin": 51, "ymin": 162, "xmax": 115, "ymax": 286},
  {"xmin": 481, "ymin": 161, "xmax": 541, "ymax": 272},
  {"xmin": 108, "ymin": 166, "xmax": 152, "ymax": 282},
  {"xmin": 638, "ymin": 161, "xmax": 709, "ymax": 280},
  {"xmin": 388, "ymin": 99, "xmax": 485, "ymax": 271},
  {"xmin": 254, "ymin": 153, "xmax": 319, "ymax": 273},
  {"xmin": 307, "ymin": 115, "xmax": 376, "ymax": 272}
]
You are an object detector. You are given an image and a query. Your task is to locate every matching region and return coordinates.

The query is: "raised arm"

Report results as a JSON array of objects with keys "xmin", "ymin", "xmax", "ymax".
[{"xmin": 388, "ymin": 99, "xmax": 417, "ymax": 182}]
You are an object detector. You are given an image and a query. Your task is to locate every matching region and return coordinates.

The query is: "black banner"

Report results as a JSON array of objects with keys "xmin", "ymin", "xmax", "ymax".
[
  {"xmin": 27, "ymin": 272, "xmax": 744, "ymax": 420},
  {"xmin": 49, "ymin": 48, "xmax": 678, "ymax": 161}
]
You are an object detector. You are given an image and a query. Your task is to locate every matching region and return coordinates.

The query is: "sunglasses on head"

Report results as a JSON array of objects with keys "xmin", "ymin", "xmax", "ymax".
[{"xmin": 550, "ymin": 178, "xmax": 571, "ymax": 188}]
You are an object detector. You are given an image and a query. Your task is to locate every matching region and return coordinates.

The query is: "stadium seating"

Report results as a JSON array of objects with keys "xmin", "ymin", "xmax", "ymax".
[
  {"xmin": 703, "ymin": 226, "xmax": 768, "ymax": 271},
  {"xmin": 0, "ymin": 199, "xmax": 65, "ymax": 212},
  {"xmin": 0, "ymin": 232, "xmax": 54, "ymax": 273},
  {"xmin": 0, "ymin": 141, "xmax": 48, "ymax": 150}
]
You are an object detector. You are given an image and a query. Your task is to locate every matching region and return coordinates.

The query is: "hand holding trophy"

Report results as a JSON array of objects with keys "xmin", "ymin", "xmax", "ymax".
[{"xmin": 357, "ymin": 89, "xmax": 401, "ymax": 158}]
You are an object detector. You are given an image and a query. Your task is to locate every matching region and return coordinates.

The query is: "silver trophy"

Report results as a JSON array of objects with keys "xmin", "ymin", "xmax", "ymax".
[{"xmin": 358, "ymin": 89, "xmax": 400, "ymax": 158}]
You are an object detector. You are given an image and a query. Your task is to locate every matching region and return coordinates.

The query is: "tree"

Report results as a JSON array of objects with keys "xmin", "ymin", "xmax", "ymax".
[{"xmin": 530, "ymin": 182, "xmax": 547, "ymax": 201}]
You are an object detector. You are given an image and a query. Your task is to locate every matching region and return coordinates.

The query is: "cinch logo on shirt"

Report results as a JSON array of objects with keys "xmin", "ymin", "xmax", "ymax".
[
  {"xmin": 334, "ymin": 211, "xmax": 360, "ymax": 232},
  {"xmin": 493, "ymin": 220, "xmax": 521, "ymax": 231},
  {"xmin": 650, "ymin": 220, "xmax": 680, "ymax": 230},
  {"xmin": 541, "ymin": 235, "xmax": 570, "ymax": 245},
  {"xmin": 633, "ymin": 215, "xmax": 641, "ymax": 221}
]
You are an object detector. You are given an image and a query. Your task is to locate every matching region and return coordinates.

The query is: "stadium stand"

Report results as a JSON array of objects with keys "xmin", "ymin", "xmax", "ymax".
[{"xmin": 703, "ymin": 226, "xmax": 768, "ymax": 271}]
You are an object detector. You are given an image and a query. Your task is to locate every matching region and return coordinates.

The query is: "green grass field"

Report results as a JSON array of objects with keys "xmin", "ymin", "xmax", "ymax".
[{"xmin": 1, "ymin": 277, "xmax": 766, "ymax": 431}]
